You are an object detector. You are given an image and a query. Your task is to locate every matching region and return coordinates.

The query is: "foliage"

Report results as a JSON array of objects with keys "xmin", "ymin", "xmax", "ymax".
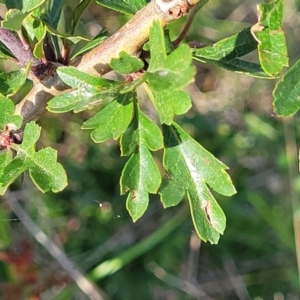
[{"xmin": 0, "ymin": 0, "xmax": 298, "ymax": 298}]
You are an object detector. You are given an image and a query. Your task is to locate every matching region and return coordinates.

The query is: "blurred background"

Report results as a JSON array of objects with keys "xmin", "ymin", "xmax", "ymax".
[{"xmin": 0, "ymin": 0, "xmax": 299, "ymax": 299}]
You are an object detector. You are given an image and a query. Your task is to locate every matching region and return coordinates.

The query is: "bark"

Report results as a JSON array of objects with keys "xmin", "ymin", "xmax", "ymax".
[{"xmin": 14, "ymin": 0, "xmax": 202, "ymax": 125}]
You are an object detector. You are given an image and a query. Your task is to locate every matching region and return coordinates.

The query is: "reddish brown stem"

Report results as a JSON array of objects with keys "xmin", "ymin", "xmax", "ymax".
[
  {"xmin": 0, "ymin": 19, "xmax": 54, "ymax": 80},
  {"xmin": 172, "ymin": 4, "xmax": 199, "ymax": 47}
]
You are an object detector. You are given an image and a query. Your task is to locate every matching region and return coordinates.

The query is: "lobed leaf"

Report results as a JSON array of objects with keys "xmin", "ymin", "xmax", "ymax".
[
  {"xmin": 110, "ymin": 51, "xmax": 144, "ymax": 74},
  {"xmin": 159, "ymin": 123, "xmax": 236, "ymax": 243},
  {"xmin": 120, "ymin": 106, "xmax": 163, "ymax": 156},
  {"xmin": 23, "ymin": 12, "xmax": 47, "ymax": 59},
  {"xmin": 0, "ymin": 96, "xmax": 23, "ymax": 128},
  {"xmin": 193, "ymin": 27, "xmax": 273, "ymax": 78},
  {"xmin": 251, "ymin": 0, "xmax": 288, "ymax": 77},
  {"xmin": 120, "ymin": 105, "xmax": 163, "ymax": 221},
  {"xmin": 273, "ymin": 59, "xmax": 300, "ymax": 116},
  {"xmin": 0, "ymin": 122, "xmax": 67, "ymax": 194},
  {"xmin": 144, "ymin": 21, "xmax": 195, "ymax": 124},
  {"xmin": 121, "ymin": 144, "xmax": 161, "ymax": 221},
  {"xmin": 193, "ymin": 28, "xmax": 258, "ymax": 61},
  {"xmin": 2, "ymin": 0, "xmax": 45, "ymax": 30},
  {"xmin": 146, "ymin": 88, "xmax": 191, "ymax": 125},
  {"xmin": 82, "ymin": 93, "xmax": 134, "ymax": 143},
  {"xmin": 0, "ymin": 69, "xmax": 28, "ymax": 96},
  {"xmin": 48, "ymin": 67, "xmax": 124, "ymax": 113}
]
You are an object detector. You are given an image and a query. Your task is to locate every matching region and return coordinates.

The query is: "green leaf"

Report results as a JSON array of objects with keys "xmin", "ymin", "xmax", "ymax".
[
  {"xmin": 251, "ymin": 0, "xmax": 288, "ymax": 77},
  {"xmin": 2, "ymin": 9, "xmax": 28, "ymax": 31},
  {"xmin": 44, "ymin": 0, "xmax": 65, "ymax": 29},
  {"xmin": 82, "ymin": 93, "xmax": 134, "ymax": 143},
  {"xmin": 23, "ymin": 11, "xmax": 47, "ymax": 59},
  {"xmin": 96, "ymin": 0, "xmax": 146, "ymax": 15},
  {"xmin": 0, "ymin": 69, "xmax": 28, "ymax": 96},
  {"xmin": 120, "ymin": 107, "xmax": 163, "ymax": 156},
  {"xmin": 0, "ymin": 44, "xmax": 15, "ymax": 60},
  {"xmin": 193, "ymin": 28, "xmax": 258, "ymax": 61},
  {"xmin": 194, "ymin": 57, "xmax": 271, "ymax": 79},
  {"xmin": 2, "ymin": 0, "xmax": 45, "ymax": 30},
  {"xmin": 121, "ymin": 144, "xmax": 161, "ymax": 221},
  {"xmin": 70, "ymin": 30, "xmax": 107, "ymax": 60},
  {"xmin": 146, "ymin": 88, "xmax": 191, "ymax": 125},
  {"xmin": 48, "ymin": 67, "xmax": 124, "ymax": 113},
  {"xmin": 144, "ymin": 21, "xmax": 195, "ymax": 124},
  {"xmin": 159, "ymin": 123, "xmax": 236, "ymax": 243},
  {"xmin": 110, "ymin": 51, "xmax": 144, "ymax": 74},
  {"xmin": 0, "ymin": 96, "xmax": 23, "ymax": 128},
  {"xmin": 273, "ymin": 59, "xmax": 300, "ymax": 116},
  {"xmin": 0, "ymin": 151, "xmax": 13, "ymax": 195},
  {"xmin": 192, "ymin": 27, "xmax": 273, "ymax": 78},
  {"xmin": 148, "ymin": 20, "xmax": 166, "ymax": 70},
  {"xmin": 44, "ymin": 23, "xmax": 90, "ymax": 44},
  {"xmin": 120, "ymin": 105, "xmax": 162, "ymax": 221},
  {"xmin": 6, "ymin": 0, "xmax": 45, "ymax": 13},
  {"xmin": 147, "ymin": 44, "xmax": 195, "ymax": 91},
  {"xmin": 71, "ymin": 0, "xmax": 93, "ymax": 35},
  {"xmin": 0, "ymin": 122, "xmax": 67, "ymax": 194}
]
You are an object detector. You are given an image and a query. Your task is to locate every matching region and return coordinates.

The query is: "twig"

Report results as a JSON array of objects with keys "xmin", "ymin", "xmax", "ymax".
[
  {"xmin": 149, "ymin": 261, "xmax": 215, "ymax": 300},
  {"xmin": 185, "ymin": 232, "xmax": 201, "ymax": 282},
  {"xmin": 5, "ymin": 195, "xmax": 109, "ymax": 300},
  {"xmin": 172, "ymin": 4, "xmax": 199, "ymax": 47},
  {"xmin": 15, "ymin": 0, "xmax": 202, "ymax": 125},
  {"xmin": 0, "ymin": 18, "xmax": 54, "ymax": 81}
]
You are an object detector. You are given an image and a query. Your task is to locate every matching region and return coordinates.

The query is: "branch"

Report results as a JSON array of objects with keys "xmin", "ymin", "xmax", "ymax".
[
  {"xmin": 0, "ymin": 19, "xmax": 55, "ymax": 81},
  {"xmin": 5, "ymin": 194, "xmax": 109, "ymax": 300},
  {"xmin": 15, "ymin": 0, "xmax": 202, "ymax": 125}
]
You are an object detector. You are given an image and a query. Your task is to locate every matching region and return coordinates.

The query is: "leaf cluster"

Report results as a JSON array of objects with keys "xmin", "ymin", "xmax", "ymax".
[{"xmin": 0, "ymin": 0, "xmax": 292, "ymax": 244}]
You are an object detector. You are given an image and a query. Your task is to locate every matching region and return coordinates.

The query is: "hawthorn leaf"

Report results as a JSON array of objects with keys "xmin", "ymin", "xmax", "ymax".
[
  {"xmin": 0, "ymin": 44, "xmax": 15, "ymax": 60},
  {"xmin": 110, "ymin": 51, "xmax": 144, "ymax": 74},
  {"xmin": 147, "ymin": 20, "xmax": 166, "ymax": 70},
  {"xmin": 0, "ymin": 96, "xmax": 23, "ymax": 128},
  {"xmin": 198, "ymin": 58, "xmax": 270, "ymax": 79},
  {"xmin": 144, "ymin": 21, "xmax": 194, "ymax": 124},
  {"xmin": 0, "ymin": 122, "xmax": 67, "ymax": 194},
  {"xmin": 193, "ymin": 28, "xmax": 257, "ymax": 61},
  {"xmin": 121, "ymin": 144, "xmax": 161, "ymax": 221},
  {"xmin": 146, "ymin": 88, "xmax": 191, "ymax": 125},
  {"xmin": 96, "ymin": 0, "xmax": 146, "ymax": 15},
  {"xmin": 71, "ymin": 31, "xmax": 107, "ymax": 60},
  {"xmin": 5, "ymin": 0, "xmax": 45, "ymax": 13},
  {"xmin": 0, "ymin": 151, "xmax": 13, "ymax": 195},
  {"xmin": 159, "ymin": 123, "xmax": 236, "ymax": 243},
  {"xmin": 2, "ymin": 9, "xmax": 27, "ymax": 31},
  {"xmin": 146, "ymin": 44, "xmax": 195, "ymax": 91},
  {"xmin": 120, "ymin": 106, "xmax": 163, "ymax": 156},
  {"xmin": 23, "ymin": 12, "xmax": 47, "ymax": 59},
  {"xmin": 192, "ymin": 27, "xmax": 273, "ymax": 78},
  {"xmin": 44, "ymin": 24, "xmax": 90, "ymax": 44},
  {"xmin": 82, "ymin": 93, "xmax": 134, "ymax": 143},
  {"xmin": 0, "ymin": 69, "xmax": 28, "ymax": 96},
  {"xmin": 251, "ymin": 0, "xmax": 288, "ymax": 77},
  {"xmin": 2, "ymin": 0, "xmax": 45, "ymax": 30},
  {"xmin": 48, "ymin": 67, "xmax": 124, "ymax": 113},
  {"xmin": 120, "ymin": 105, "xmax": 163, "ymax": 221},
  {"xmin": 273, "ymin": 59, "xmax": 300, "ymax": 116},
  {"xmin": 43, "ymin": 0, "xmax": 66, "ymax": 29}
]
